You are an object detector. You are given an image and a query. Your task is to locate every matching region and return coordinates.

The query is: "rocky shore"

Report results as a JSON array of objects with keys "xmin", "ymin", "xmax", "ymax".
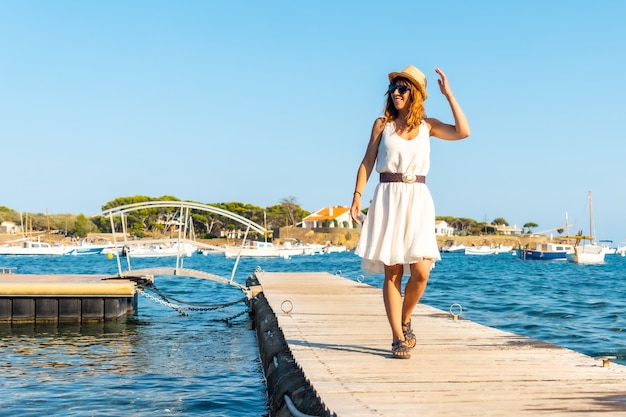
[{"xmin": 269, "ymin": 227, "xmax": 552, "ymax": 251}]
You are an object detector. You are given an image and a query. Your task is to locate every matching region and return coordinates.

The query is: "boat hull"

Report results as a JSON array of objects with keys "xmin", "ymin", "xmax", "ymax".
[
  {"xmin": 0, "ymin": 247, "xmax": 67, "ymax": 256},
  {"xmin": 517, "ymin": 249, "xmax": 568, "ymax": 260},
  {"xmin": 223, "ymin": 246, "xmax": 278, "ymax": 258},
  {"xmin": 566, "ymin": 245, "xmax": 605, "ymax": 264},
  {"xmin": 441, "ymin": 244, "xmax": 466, "ymax": 253},
  {"xmin": 465, "ymin": 246, "xmax": 496, "ymax": 255},
  {"xmin": 122, "ymin": 243, "xmax": 197, "ymax": 258},
  {"xmin": 0, "ymin": 241, "xmax": 67, "ymax": 256},
  {"xmin": 517, "ymin": 242, "xmax": 574, "ymax": 261}
]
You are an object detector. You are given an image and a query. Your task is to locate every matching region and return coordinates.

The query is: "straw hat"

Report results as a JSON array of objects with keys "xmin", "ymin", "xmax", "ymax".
[{"xmin": 388, "ymin": 65, "xmax": 428, "ymax": 100}]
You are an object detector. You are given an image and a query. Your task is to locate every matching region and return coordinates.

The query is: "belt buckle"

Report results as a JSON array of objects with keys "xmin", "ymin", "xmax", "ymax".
[{"xmin": 402, "ymin": 174, "xmax": 416, "ymax": 183}]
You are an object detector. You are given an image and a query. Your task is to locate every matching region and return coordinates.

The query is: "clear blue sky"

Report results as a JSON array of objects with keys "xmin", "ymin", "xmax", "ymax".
[{"xmin": 2, "ymin": 1, "xmax": 625, "ymax": 241}]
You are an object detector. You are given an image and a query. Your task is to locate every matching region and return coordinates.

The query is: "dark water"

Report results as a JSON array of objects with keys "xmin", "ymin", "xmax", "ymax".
[{"xmin": 0, "ymin": 251, "xmax": 624, "ymax": 416}]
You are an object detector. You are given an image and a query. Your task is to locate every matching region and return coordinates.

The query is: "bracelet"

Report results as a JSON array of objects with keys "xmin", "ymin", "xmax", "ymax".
[{"xmin": 354, "ymin": 191, "xmax": 362, "ymax": 197}]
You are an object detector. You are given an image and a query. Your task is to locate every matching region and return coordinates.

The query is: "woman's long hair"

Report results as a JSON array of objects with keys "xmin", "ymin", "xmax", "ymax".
[{"xmin": 382, "ymin": 77, "xmax": 425, "ymax": 130}]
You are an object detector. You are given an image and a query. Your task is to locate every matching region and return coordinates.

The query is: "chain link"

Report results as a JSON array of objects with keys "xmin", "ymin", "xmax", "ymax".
[{"xmin": 137, "ymin": 287, "xmax": 250, "ymax": 322}]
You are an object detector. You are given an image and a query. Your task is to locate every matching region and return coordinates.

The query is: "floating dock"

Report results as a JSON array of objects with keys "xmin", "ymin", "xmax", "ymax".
[
  {"xmin": 250, "ymin": 271, "xmax": 626, "ymax": 416},
  {"xmin": 0, "ymin": 273, "xmax": 144, "ymax": 323}
]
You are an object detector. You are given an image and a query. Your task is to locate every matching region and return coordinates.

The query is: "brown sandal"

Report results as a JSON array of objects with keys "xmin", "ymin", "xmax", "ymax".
[
  {"xmin": 402, "ymin": 321, "xmax": 416, "ymax": 349},
  {"xmin": 391, "ymin": 340, "xmax": 411, "ymax": 359}
]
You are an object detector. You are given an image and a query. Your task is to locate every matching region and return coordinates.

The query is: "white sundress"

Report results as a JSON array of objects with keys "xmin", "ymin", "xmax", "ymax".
[{"xmin": 355, "ymin": 120, "xmax": 441, "ymax": 275}]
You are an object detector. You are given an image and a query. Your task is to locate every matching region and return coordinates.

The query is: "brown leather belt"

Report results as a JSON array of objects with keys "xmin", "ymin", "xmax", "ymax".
[{"xmin": 380, "ymin": 173, "xmax": 426, "ymax": 184}]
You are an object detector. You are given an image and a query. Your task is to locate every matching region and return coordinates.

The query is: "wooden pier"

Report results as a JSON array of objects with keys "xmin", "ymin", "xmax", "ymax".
[
  {"xmin": 252, "ymin": 271, "xmax": 626, "ymax": 416},
  {"xmin": 0, "ymin": 273, "xmax": 144, "ymax": 323}
]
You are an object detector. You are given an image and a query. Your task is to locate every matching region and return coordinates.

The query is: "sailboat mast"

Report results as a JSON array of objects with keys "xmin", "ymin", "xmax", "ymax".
[
  {"xmin": 46, "ymin": 207, "xmax": 51, "ymax": 244},
  {"xmin": 587, "ymin": 191, "xmax": 593, "ymax": 242}
]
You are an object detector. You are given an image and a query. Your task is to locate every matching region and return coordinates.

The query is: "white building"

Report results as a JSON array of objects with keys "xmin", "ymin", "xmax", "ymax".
[
  {"xmin": 301, "ymin": 206, "xmax": 354, "ymax": 229},
  {"xmin": 435, "ymin": 220, "xmax": 454, "ymax": 236}
]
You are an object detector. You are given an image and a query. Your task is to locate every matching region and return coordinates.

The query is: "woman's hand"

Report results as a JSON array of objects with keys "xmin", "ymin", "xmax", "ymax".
[
  {"xmin": 350, "ymin": 198, "xmax": 362, "ymax": 225},
  {"xmin": 435, "ymin": 68, "xmax": 454, "ymax": 100}
]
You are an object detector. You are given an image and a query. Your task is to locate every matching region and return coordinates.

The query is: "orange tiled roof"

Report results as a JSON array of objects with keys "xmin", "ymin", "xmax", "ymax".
[{"xmin": 303, "ymin": 206, "xmax": 350, "ymax": 221}]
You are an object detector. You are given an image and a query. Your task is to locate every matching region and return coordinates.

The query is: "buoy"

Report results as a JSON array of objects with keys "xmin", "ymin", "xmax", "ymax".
[{"xmin": 107, "ymin": 252, "xmax": 113, "ymax": 259}]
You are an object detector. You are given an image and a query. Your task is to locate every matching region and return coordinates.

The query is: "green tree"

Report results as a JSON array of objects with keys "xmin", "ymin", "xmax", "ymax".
[
  {"xmin": 492, "ymin": 217, "xmax": 509, "ymax": 226},
  {"xmin": 523, "ymin": 222, "xmax": 539, "ymax": 233},
  {"xmin": 0, "ymin": 207, "xmax": 21, "ymax": 224},
  {"xmin": 74, "ymin": 214, "xmax": 96, "ymax": 237}
]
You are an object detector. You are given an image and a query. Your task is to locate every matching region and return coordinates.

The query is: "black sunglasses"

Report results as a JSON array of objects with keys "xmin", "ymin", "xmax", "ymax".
[{"xmin": 388, "ymin": 84, "xmax": 410, "ymax": 95}]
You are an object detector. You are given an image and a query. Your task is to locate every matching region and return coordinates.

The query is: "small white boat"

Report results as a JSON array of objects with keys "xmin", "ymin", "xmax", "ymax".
[
  {"xmin": 122, "ymin": 242, "xmax": 197, "ymax": 258},
  {"xmin": 199, "ymin": 247, "xmax": 225, "ymax": 256},
  {"xmin": 65, "ymin": 246, "xmax": 107, "ymax": 256},
  {"xmin": 566, "ymin": 192, "xmax": 605, "ymax": 264},
  {"xmin": 223, "ymin": 241, "xmax": 279, "ymax": 258},
  {"xmin": 566, "ymin": 244, "xmax": 605, "ymax": 264},
  {"xmin": 494, "ymin": 244, "xmax": 513, "ymax": 254},
  {"xmin": 597, "ymin": 240, "xmax": 617, "ymax": 255},
  {"xmin": 278, "ymin": 239, "xmax": 324, "ymax": 257},
  {"xmin": 0, "ymin": 238, "xmax": 67, "ymax": 255},
  {"xmin": 223, "ymin": 240, "xmax": 323, "ymax": 258},
  {"xmin": 465, "ymin": 246, "xmax": 496, "ymax": 255},
  {"xmin": 441, "ymin": 241, "xmax": 466, "ymax": 253},
  {"xmin": 64, "ymin": 240, "xmax": 115, "ymax": 256},
  {"xmin": 324, "ymin": 245, "xmax": 348, "ymax": 254}
]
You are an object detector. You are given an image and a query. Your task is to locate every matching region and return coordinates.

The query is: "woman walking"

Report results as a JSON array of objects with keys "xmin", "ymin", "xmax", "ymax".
[{"xmin": 350, "ymin": 66, "xmax": 470, "ymax": 359}]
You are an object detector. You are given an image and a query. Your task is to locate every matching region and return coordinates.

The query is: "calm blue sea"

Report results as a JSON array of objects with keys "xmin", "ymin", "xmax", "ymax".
[{"xmin": 1, "ymin": 251, "xmax": 624, "ymax": 416}]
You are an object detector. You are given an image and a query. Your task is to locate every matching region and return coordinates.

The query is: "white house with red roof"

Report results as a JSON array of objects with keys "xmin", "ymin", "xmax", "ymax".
[{"xmin": 300, "ymin": 206, "xmax": 354, "ymax": 229}]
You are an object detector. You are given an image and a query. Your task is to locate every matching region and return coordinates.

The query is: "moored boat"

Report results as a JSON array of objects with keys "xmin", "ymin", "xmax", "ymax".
[
  {"xmin": 566, "ymin": 243, "xmax": 605, "ymax": 264},
  {"xmin": 566, "ymin": 192, "xmax": 605, "ymax": 265},
  {"xmin": 64, "ymin": 240, "xmax": 115, "ymax": 256},
  {"xmin": 223, "ymin": 240, "xmax": 323, "ymax": 258},
  {"xmin": 199, "ymin": 247, "xmax": 226, "ymax": 256},
  {"xmin": 122, "ymin": 242, "xmax": 197, "ymax": 258},
  {"xmin": 0, "ymin": 238, "xmax": 67, "ymax": 256},
  {"xmin": 597, "ymin": 240, "xmax": 617, "ymax": 255},
  {"xmin": 323, "ymin": 245, "xmax": 348, "ymax": 254},
  {"xmin": 517, "ymin": 242, "xmax": 574, "ymax": 260},
  {"xmin": 223, "ymin": 241, "xmax": 279, "ymax": 258},
  {"xmin": 465, "ymin": 245, "xmax": 496, "ymax": 255},
  {"xmin": 494, "ymin": 244, "xmax": 513, "ymax": 254},
  {"xmin": 441, "ymin": 240, "xmax": 466, "ymax": 253}
]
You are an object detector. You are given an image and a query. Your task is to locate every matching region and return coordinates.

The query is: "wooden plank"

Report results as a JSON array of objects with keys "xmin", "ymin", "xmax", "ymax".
[{"xmin": 256, "ymin": 271, "xmax": 626, "ymax": 416}]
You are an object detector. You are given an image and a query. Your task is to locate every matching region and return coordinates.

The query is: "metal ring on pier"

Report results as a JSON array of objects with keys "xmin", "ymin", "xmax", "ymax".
[
  {"xmin": 281, "ymin": 300, "xmax": 293, "ymax": 314},
  {"xmin": 357, "ymin": 274, "xmax": 365, "ymax": 283},
  {"xmin": 449, "ymin": 303, "xmax": 463, "ymax": 321}
]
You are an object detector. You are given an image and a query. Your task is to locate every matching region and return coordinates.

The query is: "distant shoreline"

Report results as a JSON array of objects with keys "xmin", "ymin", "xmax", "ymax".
[
  {"xmin": 0, "ymin": 228, "xmax": 555, "ymax": 252},
  {"xmin": 270, "ymin": 227, "xmax": 553, "ymax": 251}
]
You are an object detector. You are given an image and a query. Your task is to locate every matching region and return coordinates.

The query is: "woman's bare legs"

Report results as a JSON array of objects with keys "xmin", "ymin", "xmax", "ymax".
[
  {"xmin": 402, "ymin": 260, "xmax": 433, "ymax": 324},
  {"xmin": 383, "ymin": 264, "xmax": 405, "ymax": 343},
  {"xmin": 383, "ymin": 261, "xmax": 432, "ymax": 357}
]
